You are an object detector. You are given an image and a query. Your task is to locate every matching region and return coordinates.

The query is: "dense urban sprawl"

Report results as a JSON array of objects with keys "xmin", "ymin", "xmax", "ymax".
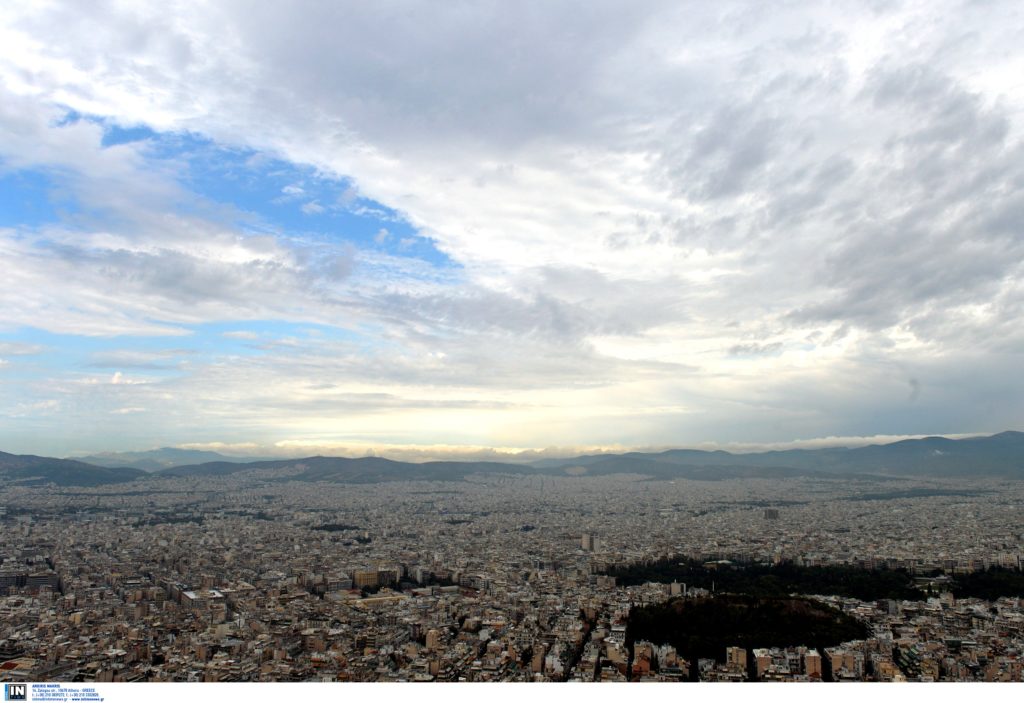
[{"xmin": 2, "ymin": 472, "xmax": 1023, "ymax": 682}]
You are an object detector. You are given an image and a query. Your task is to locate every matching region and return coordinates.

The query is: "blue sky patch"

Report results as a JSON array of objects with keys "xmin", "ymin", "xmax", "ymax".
[{"xmin": 0, "ymin": 167, "xmax": 70, "ymax": 228}]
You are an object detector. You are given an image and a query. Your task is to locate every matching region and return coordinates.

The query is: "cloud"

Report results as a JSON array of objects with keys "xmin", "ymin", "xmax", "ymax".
[
  {"xmin": 87, "ymin": 349, "xmax": 193, "ymax": 370},
  {"xmin": 336, "ymin": 186, "xmax": 359, "ymax": 207},
  {"xmin": 4, "ymin": 399, "xmax": 61, "ymax": 418},
  {"xmin": 222, "ymin": 330, "xmax": 259, "ymax": 340},
  {"xmin": 110, "ymin": 371, "xmax": 145, "ymax": 385},
  {"xmin": 0, "ymin": 342, "xmax": 44, "ymax": 356},
  {"xmin": 1, "ymin": 2, "xmax": 1024, "ymax": 451},
  {"xmin": 728, "ymin": 342, "xmax": 783, "ymax": 357}
]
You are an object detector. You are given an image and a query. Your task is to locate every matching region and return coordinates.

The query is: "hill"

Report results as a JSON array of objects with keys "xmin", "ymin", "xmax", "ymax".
[
  {"xmin": 156, "ymin": 455, "xmax": 537, "ymax": 483},
  {"xmin": 538, "ymin": 431, "xmax": 1024, "ymax": 478},
  {"xmin": 1, "ymin": 431, "xmax": 1023, "ymax": 486},
  {"xmin": 0, "ymin": 451, "xmax": 145, "ymax": 487},
  {"xmin": 74, "ymin": 447, "xmax": 256, "ymax": 472}
]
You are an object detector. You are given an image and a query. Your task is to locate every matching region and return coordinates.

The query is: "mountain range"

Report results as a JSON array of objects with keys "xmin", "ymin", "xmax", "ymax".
[
  {"xmin": 73, "ymin": 447, "xmax": 260, "ymax": 472},
  {"xmin": 0, "ymin": 450, "xmax": 146, "ymax": 487},
  {"xmin": 1, "ymin": 432, "xmax": 1022, "ymax": 487}
]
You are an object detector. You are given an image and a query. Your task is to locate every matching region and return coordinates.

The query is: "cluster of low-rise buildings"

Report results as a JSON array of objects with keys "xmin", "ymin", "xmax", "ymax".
[{"xmin": 1, "ymin": 472, "xmax": 1023, "ymax": 682}]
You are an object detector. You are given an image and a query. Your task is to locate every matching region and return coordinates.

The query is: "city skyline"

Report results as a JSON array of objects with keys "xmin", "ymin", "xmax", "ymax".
[{"xmin": 2, "ymin": 2, "xmax": 1024, "ymax": 457}]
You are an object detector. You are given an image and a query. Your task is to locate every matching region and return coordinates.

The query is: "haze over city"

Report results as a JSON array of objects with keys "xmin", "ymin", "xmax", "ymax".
[{"xmin": 2, "ymin": 1, "xmax": 1023, "ymax": 459}]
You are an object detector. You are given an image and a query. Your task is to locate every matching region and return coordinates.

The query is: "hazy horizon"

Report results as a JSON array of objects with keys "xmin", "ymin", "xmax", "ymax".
[{"xmin": 35, "ymin": 429, "xmax": 1007, "ymax": 465}]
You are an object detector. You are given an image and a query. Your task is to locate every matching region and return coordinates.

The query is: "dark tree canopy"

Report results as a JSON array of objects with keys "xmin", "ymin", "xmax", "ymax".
[
  {"xmin": 627, "ymin": 595, "xmax": 869, "ymax": 668},
  {"xmin": 604, "ymin": 557, "xmax": 924, "ymax": 601}
]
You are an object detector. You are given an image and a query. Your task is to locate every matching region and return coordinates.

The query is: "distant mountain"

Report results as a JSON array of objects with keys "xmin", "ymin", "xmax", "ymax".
[
  {"xmin": 3, "ymin": 431, "xmax": 1023, "ymax": 487},
  {"xmin": 156, "ymin": 431, "xmax": 1024, "ymax": 482},
  {"xmin": 75, "ymin": 447, "xmax": 258, "ymax": 472},
  {"xmin": 539, "ymin": 431, "xmax": 1024, "ymax": 478},
  {"xmin": 157, "ymin": 455, "xmax": 537, "ymax": 483},
  {"xmin": 544, "ymin": 454, "xmax": 846, "ymax": 481},
  {"xmin": 0, "ymin": 451, "xmax": 145, "ymax": 487}
]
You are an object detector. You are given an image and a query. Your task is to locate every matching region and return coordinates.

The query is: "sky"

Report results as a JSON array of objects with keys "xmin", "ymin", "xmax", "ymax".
[{"xmin": 1, "ymin": 1, "xmax": 1023, "ymax": 460}]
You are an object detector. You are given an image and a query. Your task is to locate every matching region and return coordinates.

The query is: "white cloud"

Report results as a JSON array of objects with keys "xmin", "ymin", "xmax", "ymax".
[
  {"xmin": 221, "ymin": 330, "xmax": 259, "ymax": 340},
  {"xmin": 0, "ymin": 342, "xmax": 45, "ymax": 356},
  {"xmin": 1, "ymin": 1, "xmax": 1023, "ymax": 449},
  {"xmin": 4, "ymin": 399, "xmax": 61, "ymax": 418}
]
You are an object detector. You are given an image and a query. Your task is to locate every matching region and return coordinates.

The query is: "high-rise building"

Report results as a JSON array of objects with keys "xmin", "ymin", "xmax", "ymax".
[
  {"xmin": 805, "ymin": 649, "xmax": 822, "ymax": 679},
  {"xmin": 353, "ymin": 569, "xmax": 379, "ymax": 589},
  {"xmin": 726, "ymin": 646, "xmax": 748, "ymax": 673},
  {"xmin": 753, "ymin": 648, "xmax": 771, "ymax": 678}
]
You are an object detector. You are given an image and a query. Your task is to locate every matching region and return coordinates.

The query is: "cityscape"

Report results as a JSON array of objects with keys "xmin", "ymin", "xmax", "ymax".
[
  {"xmin": 3, "ymin": 1, "xmax": 1024, "ymax": 695},
  {"xmin": 2, "ymin": 434, "xmax": 1024, "ymax": 682}
]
